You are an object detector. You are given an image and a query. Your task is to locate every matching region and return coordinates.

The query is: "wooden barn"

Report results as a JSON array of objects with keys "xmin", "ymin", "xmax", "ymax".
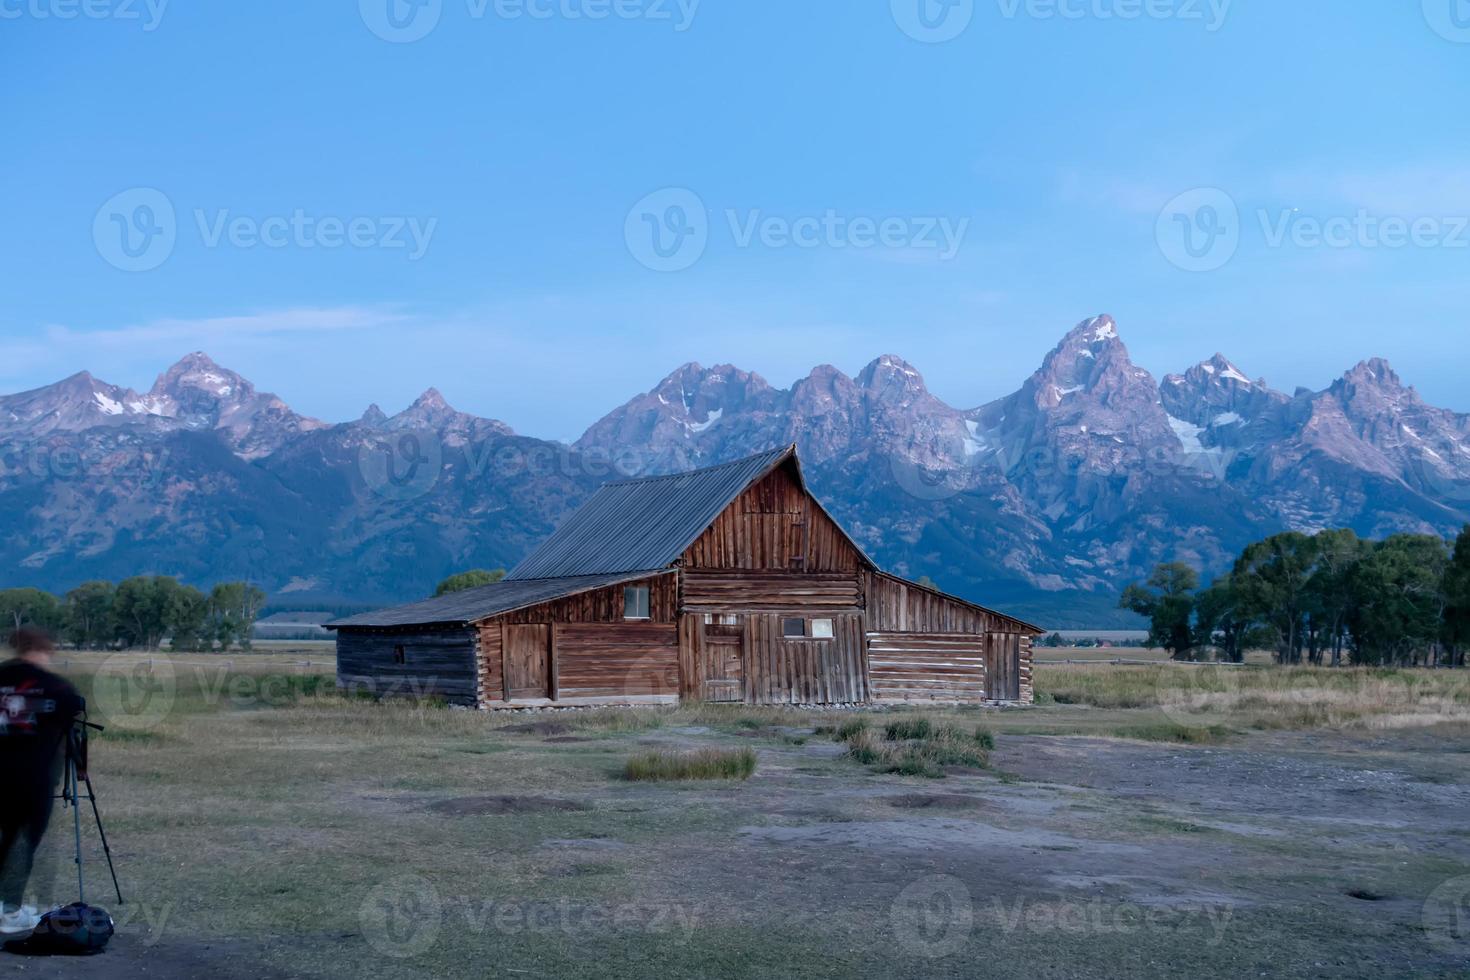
[{"xmin": 329, "ymin": 446, "xmax": 1043, "ymax": 709}]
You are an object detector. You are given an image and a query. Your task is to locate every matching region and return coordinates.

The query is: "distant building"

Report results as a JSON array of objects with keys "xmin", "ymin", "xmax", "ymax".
[{"xmin": 329, "ymin": 446, "xmax": 1042, "ymax": 708}]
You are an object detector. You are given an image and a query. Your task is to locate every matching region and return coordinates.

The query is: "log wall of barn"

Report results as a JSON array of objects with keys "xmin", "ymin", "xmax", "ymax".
[
  {"xmin": 681, "ymin": 463, "xmax": 864, "ymax": 572},
  {"xmin": 864, "ymin": 572, "xmax": 1037, "ymax": 704},
  {"xmin": 867, "ymin": 633, "xmax": 987, "ymax": 703},
  {"xmin": 1019, "ymin": 634, "xmax": 1035, "ymax": 705},
  {"xmin": 335, "ymin": 627, "xmax": 479, "ymax": 706}
]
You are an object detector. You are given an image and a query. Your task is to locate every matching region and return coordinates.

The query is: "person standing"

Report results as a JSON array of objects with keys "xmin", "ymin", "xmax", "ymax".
[{"xmin": 0, "ymin": 627, "xmax": 83, "ymax": 937}]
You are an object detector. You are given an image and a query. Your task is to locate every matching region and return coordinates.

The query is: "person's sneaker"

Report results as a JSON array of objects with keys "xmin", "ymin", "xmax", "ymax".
[{"xmin": 0, "ymin": 906, "xmax": 40, "ymax": 937}]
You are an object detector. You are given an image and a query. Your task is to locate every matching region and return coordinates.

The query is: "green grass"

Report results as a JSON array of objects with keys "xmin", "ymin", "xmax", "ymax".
[
  {"xmin": 30, "ymin": 651, "xmax": 1470, "ymax": 979},
  {"xmin": 839, "ymin": 721, "xmax": 994, "ymax": 778},
  {"xmin": 883, "ymin": 718, "xmax": 933, "ymax": 740},
  {"xmin": 624, "ymin": 747, "xmax": 758, "ymax": 782}
]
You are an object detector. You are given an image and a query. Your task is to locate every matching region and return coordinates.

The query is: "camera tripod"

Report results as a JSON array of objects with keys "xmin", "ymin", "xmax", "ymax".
[{"xmin": 55, "ymin": 718, "xmax": 123, "ymax": 906}]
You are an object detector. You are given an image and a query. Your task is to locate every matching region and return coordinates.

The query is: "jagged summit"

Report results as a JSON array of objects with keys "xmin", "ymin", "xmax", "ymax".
[{"xmin": 2, "ymin": 320, "xmax": 1466, "ymax": 627}]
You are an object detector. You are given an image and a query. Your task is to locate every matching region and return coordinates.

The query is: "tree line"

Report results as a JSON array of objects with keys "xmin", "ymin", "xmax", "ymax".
[
  {"xmin": 0, "ymin": 577, "xmax": 267, "ymax": 651},
  {"xmin": 1121, "ymin": 525, "xmax": 1470, "ymax": 667}
]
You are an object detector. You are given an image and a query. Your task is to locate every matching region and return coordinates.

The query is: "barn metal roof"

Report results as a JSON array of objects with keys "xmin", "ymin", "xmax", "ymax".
[
  {"xmin": 326, "ymin": 570, "xmax": 670, "ymax": 629},
  {"xmin": 505, "ymin": 445, "xmax": 858, "ymax": 580}
]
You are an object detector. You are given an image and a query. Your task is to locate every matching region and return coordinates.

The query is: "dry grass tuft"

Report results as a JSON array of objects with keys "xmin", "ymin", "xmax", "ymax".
[{"xmin": 624, "ymin": 747, "xmax": 758, "ymax": 782}]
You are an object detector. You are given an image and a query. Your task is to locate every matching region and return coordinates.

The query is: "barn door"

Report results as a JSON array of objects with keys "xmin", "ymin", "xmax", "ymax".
[
  {"xmin": 503, "ymin": 625, "xmax": 551, "ymax": 700},
  {"xmin": 700, "ymin": 620, "xmax": 745, "ymax": 703},
  {"xmin": 986, "ymin": 633, "xmax": 1021, "ymax": 701}
]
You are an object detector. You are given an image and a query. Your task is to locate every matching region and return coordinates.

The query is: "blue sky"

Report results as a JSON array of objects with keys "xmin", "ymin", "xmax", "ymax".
[{"xmin": 2, "ymin": 1, "xmax": 1467, "ymax": 440}]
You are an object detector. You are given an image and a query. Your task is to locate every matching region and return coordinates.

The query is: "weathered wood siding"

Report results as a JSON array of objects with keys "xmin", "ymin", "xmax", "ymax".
[
  {"xmin": 745, "ymin": 612, "xmax": 867, "ymax": 705},
  {"xmin": 681, "ymin": 463, "xmax": 864, "ymax": 572},
  {"xmin": 868, "ymin": 633, "xmax": 986, "ymax": 702},
  {"xmin": 681, "ymin": 570, "xmax": 861, "ymax": 613},
  {"xmin": 866, "ymin": 571, "xmax": 1032, "ymax": 635},
  {"xmin": 495, "ymin": 573, "xmax": 676, "ymax": 624},
  {"xmin": 472, "ymin": 574, "xmax": 680, "ymax": 706},
  {"xmin": 986, "ymin": 632, "xmax": 1022, "ymax": 701},
  {"xmin": 864, "ymin": 572, "xmax": 1036, "ymax": 704},
  {"xmin": 554, "ymin": 622, "xmax": 679, "ymax": 701},
  {"xmin": 335, "ymin": 627, "xmax": 479, "ymax": 706},
  {"xmin": 504, "ymin": 624, "xmax": 551, "ymax": 699}
]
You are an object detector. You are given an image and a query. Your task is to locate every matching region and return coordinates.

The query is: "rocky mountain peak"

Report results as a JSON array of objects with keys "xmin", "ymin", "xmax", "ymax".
[
  {"xmin": 1340, "ymin": 357, "xmax": 1403, "ymax": 392},
  {"xmin": 1026, "ymin": 314, "xmax": 1150, "ymax": 413},
  {"xmin": 412, "ymin": 387, "xmax": 450, "ymax": 410},
  {"xmin": 151, "ymin": 352, "xmax": 248, "ymax": 400},
  {"xmin": 359, "ymin": 403, "xmax": 388, "ymax": 426},
  {"xmin": 858, "ymin": 355, "xmax": 932, "ymax": 410},
  {"xmin": 391, "ymin": 387, "xmax": 473, "ymax": 430}
]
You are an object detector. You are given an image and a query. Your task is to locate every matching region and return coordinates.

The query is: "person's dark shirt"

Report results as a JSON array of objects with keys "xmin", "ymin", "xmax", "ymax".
[{"xmin": 0, "ymin": 658, "xmax": 84, "ymax": 794}]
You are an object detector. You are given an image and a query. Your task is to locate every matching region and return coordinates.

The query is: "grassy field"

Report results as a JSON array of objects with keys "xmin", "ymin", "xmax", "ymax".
[{"xmin": 9, "ymin": 653, "xmax": 1470, "ymax": 979}]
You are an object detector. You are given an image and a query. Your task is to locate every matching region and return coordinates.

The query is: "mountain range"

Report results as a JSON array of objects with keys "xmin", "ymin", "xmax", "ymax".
[{"xmin": 3, "ymin": 315, "xmax": 1467, "ymax": 627}]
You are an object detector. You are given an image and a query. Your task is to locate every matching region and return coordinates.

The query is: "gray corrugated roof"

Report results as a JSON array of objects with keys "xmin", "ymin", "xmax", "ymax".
[
  {"xmin": 327, "ymin": 571, "xmax": 669, "ymax": 629},
  {"xmin": 507, "ymin": 446, "xmax": 806, "ymax": 581}
]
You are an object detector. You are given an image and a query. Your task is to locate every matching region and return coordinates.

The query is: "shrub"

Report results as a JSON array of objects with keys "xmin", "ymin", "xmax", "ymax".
[
  {"xmin": 845, "ymin": 729, "xmax": 889, "ymax": 765},
  {"xmin": 884, "ymin": 718, "xmax": 933, "ymax": 741},
  {"xmin": 842, "ymin": 720, "xmax": 995, "ymax": 778},
  {"xmin": 624, "ymin": 747, "xmax": 757, "ymax": 782},
  {"xmin": 835, "ymin": 718, "xmax": 869, "ymax": 742}
]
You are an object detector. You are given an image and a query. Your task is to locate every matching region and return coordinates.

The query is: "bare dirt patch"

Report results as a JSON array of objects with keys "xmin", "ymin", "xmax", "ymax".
[
  {"xmin": 426, "ymin": 795, "xmax": 592, "ymax": 815},
  {"xmin": 497, "ymin": 720, "xmax": 576, "ymax": 736},
  {"xmin": 883, "ymin": 792, "xmax": 988, "ymax": 810}
]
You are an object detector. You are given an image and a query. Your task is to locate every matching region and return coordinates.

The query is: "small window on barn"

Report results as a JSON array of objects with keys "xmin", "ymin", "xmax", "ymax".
[
  {"xmin": 811, "ymin": 618, "xmax": 835, "ymax": 639},
  {"xmin": 624, "ymin": 586, "xmax": 651, "ymax": 620},
  {"xmin": 782, "ymin": 617, "xmax": 806, "ymax": 638},
  {"xmin": 393, "ymin": 644, "xmax": 406, "ymax": 665}
]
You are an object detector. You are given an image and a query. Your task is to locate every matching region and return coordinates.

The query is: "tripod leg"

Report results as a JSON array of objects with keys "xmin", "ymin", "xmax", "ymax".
[
  {"xmin": 69, "ymin": 759, "xmax": 86, "ymax": 906},
  {"xmin": 80, "ymin": 775, "xmax": 124, "ymax": 905}
]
